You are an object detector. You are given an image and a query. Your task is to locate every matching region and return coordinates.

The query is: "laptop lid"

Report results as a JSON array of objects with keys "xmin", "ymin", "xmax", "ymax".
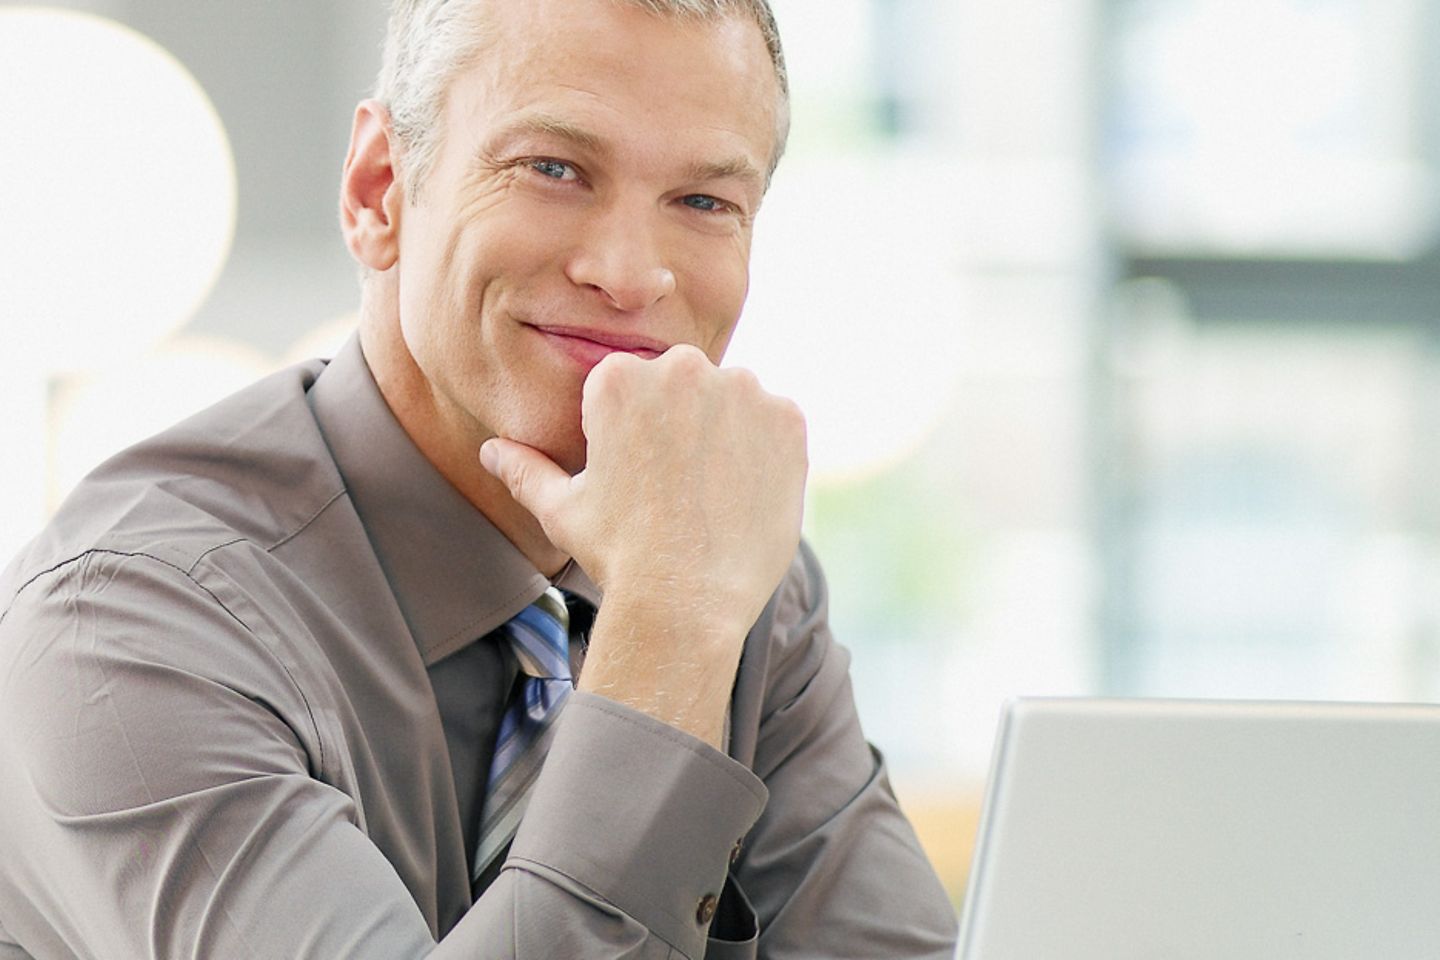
[{"xmin": 958, "ymin": 698, "xmax": 1440, "ymax": 960}]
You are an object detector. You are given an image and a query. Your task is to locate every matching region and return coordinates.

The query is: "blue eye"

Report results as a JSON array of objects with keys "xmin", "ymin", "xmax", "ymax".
[
  {"xmin": 529, "ymin": 159, "xmax": 576, "ymax": 180},
  {"xmin": 682, "ymin": 195, "xmax": 726, "ymax": 212}
]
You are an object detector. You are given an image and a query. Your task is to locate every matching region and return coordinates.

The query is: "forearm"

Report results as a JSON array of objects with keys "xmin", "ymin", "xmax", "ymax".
[
  {"xmin": 1, "ymin": 695, "xmax": 765, "ymax": 960},
  {"xmin": 577, "ymin": 592, "xmax": 749, "ymax": 749}
]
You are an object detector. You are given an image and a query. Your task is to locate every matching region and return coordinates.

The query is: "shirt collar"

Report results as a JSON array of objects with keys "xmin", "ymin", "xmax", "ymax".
[{"xmin": 307, "ymin": 335, "xmax": 600, "ymax": 665}]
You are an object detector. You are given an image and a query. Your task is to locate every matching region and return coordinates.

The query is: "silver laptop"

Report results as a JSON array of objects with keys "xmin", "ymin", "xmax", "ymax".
[{"xmin": 958, "ymin": 698, "xmax": 1440, "ymax": 959}]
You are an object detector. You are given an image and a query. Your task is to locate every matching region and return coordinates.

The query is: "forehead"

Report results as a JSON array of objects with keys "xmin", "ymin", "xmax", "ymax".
[{"xmin": 443, "ymin": 0, "xmax": 781, "ymax": 173}]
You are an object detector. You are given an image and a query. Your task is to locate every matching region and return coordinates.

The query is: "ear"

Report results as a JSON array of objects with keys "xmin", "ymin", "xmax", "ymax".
[{"xmin": 340, "ymin": 99, "xmax": 403, "ymax": 272}]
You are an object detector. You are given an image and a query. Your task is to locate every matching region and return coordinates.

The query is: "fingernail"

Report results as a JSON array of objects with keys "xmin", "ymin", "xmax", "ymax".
[{"xmin": 479, "ymin": 440, "xmax": 499, "ymax": 474}]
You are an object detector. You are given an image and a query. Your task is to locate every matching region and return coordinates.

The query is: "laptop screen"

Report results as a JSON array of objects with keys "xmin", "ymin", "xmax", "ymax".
[{"xmin": 958, "ymin": 698, "xmax": 1440, "ymax": 959}]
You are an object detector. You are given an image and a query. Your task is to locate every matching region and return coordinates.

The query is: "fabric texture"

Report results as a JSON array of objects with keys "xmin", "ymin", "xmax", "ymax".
[{"xmin": 0, "ymin": 336, "xmax": 959, "ymax": 959}]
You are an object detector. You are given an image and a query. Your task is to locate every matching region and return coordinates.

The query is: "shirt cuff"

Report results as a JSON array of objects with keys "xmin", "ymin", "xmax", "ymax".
[{"xmin": 507, "ymin": 691, "xmax": 768, "ymax": 958}]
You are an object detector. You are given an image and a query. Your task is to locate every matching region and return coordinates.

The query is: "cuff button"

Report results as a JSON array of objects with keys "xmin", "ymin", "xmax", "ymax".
[{"xmin": 696, "ymin": 893, "xmax": 718, "ymax": 925}]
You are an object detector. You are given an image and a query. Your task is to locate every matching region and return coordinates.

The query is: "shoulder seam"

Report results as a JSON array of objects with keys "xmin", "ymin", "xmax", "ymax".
[
  {"xmin": 3, "ymin": 488, "xmax": 348, "ymax": 624},
  {"xmin": 268, "ymin": 488, "xmax": 347, "ymax": 553},
  {"xmin": 2, "ymin": 548, "xmax": 253, "ymax": 634},
  {"xmin": 0, "ymin": 547, "xmax": 327, "ymax": 775},
  {"xmin": 185, "ymin": 538, "xmax": 248, "ymax": 577}
]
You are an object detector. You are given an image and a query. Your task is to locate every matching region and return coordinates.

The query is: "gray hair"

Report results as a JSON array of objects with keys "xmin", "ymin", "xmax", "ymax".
[{"xmin": 375, "ymin": 0, "xmax": 790, "ymax": 200}]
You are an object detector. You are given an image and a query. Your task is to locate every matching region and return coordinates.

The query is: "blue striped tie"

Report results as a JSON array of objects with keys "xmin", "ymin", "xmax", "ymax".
[{"xmin": 472, "ymin": 587, "xmax": 574, "ymax": 889}]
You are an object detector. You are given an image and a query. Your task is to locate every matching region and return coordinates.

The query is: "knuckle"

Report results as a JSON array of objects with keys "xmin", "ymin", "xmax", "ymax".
[
  {"xmin": 669, "ymin": 343, "xmax": 707, "ymax": 362},
  {"xmin": 582, "ymin": 364, "xmax": 610, "ymax": 401},
  {"xmin": 501, "ymin": 456, "xmax": 531, "ymax": 498},
  {"xmin": 786, "ymin": 404, "xmax": 808, "ymax": 438},
  {"xmin": 584, "ymin": 353, "xmax": 632, "ymax": 401},
  {"xmin": 773, "ymin": 397, "xmax": 808, "ymax": 448},
  {"xmin": 724, "ymin": 366, "xmax": 761, "ymax": 392},
  {"xmin": 666, "ymin": 343, "xmax": 711, "ymax": 374},
  {"xmin": 761, "ymin": 388, "xmax": 801, "ymax": 421},
  {"xmin": 587, "ymin": 352, "xmax": 622, "ymax": 385}
]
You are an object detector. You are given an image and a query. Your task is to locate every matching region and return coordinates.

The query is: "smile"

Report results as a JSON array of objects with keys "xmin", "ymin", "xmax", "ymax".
[{"xmin": 531, "ymin": 324, "xmax": 670, "ymax": 368}]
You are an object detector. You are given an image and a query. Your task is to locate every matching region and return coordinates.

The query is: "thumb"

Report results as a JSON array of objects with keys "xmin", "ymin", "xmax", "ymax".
[{"xmin": 479, "ymin": 437, "xmax": 572, "ymax": 529}]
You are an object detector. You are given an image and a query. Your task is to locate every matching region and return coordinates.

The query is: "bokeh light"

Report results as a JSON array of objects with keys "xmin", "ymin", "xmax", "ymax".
[
  {"xmin": 49, "ymin": 337, "xmax": 271, "ymax": 510},
  {"xmin": 731, "ymin": 151, "xmax": 967, "ymax": 483},
  {"xmin": 0, "ymin": 8, "xmax": 236, "ymax": 561},
  {"xmin": 0, "ymin": 7, "xmax": 236, "ymax": 369}
]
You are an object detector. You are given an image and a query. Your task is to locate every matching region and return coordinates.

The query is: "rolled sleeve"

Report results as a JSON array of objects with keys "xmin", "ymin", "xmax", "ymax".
[{"xmin": 505, "ymin": 693, "xmax": 768, "ymax": 958}]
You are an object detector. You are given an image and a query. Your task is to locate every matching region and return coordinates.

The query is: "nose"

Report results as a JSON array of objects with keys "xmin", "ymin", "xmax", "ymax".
[{"xmin": 564, "ymin": 200, "xmax": 676, "ymax": 312}]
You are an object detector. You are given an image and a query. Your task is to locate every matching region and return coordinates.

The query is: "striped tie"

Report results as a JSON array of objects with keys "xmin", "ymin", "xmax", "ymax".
[{"xmin": 472, "ymin": 587, "xmax": 574, "ymax": 890}]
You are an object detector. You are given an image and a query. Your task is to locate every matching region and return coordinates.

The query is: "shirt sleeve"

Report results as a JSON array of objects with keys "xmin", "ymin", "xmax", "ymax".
[
  {"xmin": 0, "ymin": 551, "xmax": 765, "ymax": 960},
  {"xmin": 725, "ymin": 542, "xmax": 961, "ymax": 959},
  {"xmin": 463, "ymin": 694, "xmax": 768, "ymax": 960}
]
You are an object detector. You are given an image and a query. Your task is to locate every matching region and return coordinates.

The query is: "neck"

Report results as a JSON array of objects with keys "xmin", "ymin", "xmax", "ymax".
[{"xmin": 357, "ymin": 281, "xmax": 571, "ymax": 578}]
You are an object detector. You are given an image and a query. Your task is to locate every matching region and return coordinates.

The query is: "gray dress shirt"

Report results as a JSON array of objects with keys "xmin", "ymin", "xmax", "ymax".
[{"xmin": 0, "ymin": 338, "xmax": 958, "ymax": 959}]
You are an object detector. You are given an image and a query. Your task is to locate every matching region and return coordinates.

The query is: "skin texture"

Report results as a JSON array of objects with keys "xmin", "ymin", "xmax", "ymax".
[{"xmin": 339, "ymin": 0, "xmax": 807, "ymax": 748}]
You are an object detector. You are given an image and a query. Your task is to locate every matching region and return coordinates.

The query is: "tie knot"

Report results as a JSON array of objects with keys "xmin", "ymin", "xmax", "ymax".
[{"xmin": 505, "ymin": 586, "xmax": 572, "ymax": 681}]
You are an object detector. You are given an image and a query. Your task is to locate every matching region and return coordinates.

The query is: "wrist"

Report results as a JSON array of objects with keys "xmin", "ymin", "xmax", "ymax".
[
  {"xmin": 594, "ymin": 579, "xmax": 757, "ymax": 643},
  {"xmin": 577, "ymin": 591, "xmax": 749, "ymax": 748}
]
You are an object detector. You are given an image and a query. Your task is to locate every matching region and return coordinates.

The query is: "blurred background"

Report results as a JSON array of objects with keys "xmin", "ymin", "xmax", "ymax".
[{"xmin": 4, "ymin": 0, "xmax": 1439, "ymax": 905}]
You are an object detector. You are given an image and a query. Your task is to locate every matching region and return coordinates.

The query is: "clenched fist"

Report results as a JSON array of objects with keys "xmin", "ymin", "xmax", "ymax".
[{"xmin": 480, "ymin": 344, "xmax": 808, "ymax": 747}]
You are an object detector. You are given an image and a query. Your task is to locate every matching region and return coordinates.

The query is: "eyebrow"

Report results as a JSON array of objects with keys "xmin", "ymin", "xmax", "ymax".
[
  {"xmin": 482, "ymin": 112, "xmax": 766, "ymax": 190},
  {"xmin": 685, "ymin": 155, "xmax": 766, "ymax": 190},
  {"xmin": 484, "ymin": 113, "xmax": 607, "ymax": 156}
]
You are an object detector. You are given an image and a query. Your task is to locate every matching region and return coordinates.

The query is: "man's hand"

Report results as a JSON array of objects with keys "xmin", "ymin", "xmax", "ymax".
[{"xmin": 479, "ymin": 344, "xmax": 808, "ymax": 747}]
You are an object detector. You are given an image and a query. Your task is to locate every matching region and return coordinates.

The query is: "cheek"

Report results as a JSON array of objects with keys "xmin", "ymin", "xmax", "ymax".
[
  {"xmin": 395, "ymin": 209, "xmax": 462, "ymax": 325},
  {"xmin": 685, "ymin": 243, "xmax": 751, "ymax": 359},
  {"xmin": 394, "ymin": 224, "xmax": 492, "ymax": 350},
  {"xmin": 395, "ymin": 179, "xmax": 533, "ymax": 310}
]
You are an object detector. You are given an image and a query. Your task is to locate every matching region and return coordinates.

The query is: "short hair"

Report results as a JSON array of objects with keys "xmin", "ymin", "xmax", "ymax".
[{"xmin": 375, "ymin": 0, "xmax": 790, "ymax": 200}]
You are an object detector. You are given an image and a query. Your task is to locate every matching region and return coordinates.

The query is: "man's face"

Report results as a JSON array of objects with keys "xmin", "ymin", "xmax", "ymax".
[{"xmin": 391, "ymin": 0, "xmax": 781, "ymax": 474}]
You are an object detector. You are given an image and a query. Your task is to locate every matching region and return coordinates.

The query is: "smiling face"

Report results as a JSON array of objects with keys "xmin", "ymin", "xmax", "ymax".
[{"xmin": 374, "ymin": 0, "xmax": 782, "ymax": 476}]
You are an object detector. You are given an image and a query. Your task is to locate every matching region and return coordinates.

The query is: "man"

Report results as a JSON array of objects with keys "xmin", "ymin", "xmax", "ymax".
[{"xmin": 0, "ymin": 0, "xmax": 958, "ymax": 957}]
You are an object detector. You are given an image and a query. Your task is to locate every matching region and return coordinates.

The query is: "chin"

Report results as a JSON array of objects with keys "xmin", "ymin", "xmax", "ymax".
[
  {"xmin": 523, "ymin": 423, "xmax": 587, "ymax": 477},
  {"xmin": 553, "ymin": 442, "xmax": 588, "ymax": 478}
]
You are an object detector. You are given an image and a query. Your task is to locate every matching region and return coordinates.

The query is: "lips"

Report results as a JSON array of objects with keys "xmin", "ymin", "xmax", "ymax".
[{"xmin": 531, "ymin": 324, "xmax": 670, "ymax": 368}]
